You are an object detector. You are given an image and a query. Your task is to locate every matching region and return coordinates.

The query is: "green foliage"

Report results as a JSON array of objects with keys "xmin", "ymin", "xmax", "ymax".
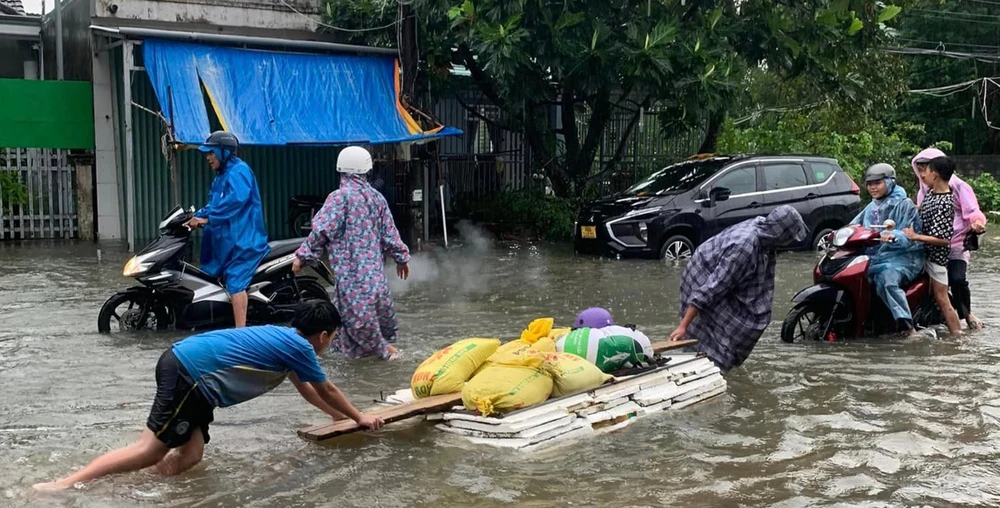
[
  {"xmin": 0, "ymin": 171, "xmax": 28, "ymax": 206},
  {"xmin": 969, "ymin": 174, "xmax": 1000, "ymax": 215},
  {"xmin": 323, "ymin": 0, "xmax": 911, "ymax": 198},
  {"xmin": 894, "ymin": 1, "xmax": 1000, "ymax": 154},
  {"xmin": 717, "ymin": 108, "xmax": 926, "ymax": 196},
  {"xmin": 457, "ymin": 189, "xmax": 579, "ymax": 242}
]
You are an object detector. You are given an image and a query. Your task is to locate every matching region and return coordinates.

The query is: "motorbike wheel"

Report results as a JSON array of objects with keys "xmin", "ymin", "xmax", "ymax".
[
  {"xmin": 295, "ymin": 279, "xmax": 330, "ymax": 301},
  {"xmin": 97, "ymin": 292, "xmax": 172, "ymax": 333},
  {"xmin": 288, "ymin": 211, "xmax": 313, "ymax": 237},
  {"xmin": 781, "ymin": 303, "xmax": 830, "ymax": 343}
]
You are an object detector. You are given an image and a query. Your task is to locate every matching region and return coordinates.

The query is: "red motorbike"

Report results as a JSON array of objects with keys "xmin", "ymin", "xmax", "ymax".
[{"xmin": 781, "ymin": 222, "xmax": 943, "ymax": 343}]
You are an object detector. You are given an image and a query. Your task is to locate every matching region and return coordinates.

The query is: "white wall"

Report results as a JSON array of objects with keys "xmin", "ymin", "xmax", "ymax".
[
  {"xmin": 95, "ymin": 0, "xmax": 321, "ymax": 31},
  {"xmin": 92, "ymin": 49, "xmax": 121, "ymax": 240}
]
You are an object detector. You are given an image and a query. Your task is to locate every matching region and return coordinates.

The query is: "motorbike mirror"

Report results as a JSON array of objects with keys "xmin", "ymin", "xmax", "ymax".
[{"xmin": 188, "ymin": 206, "xmax": 196, "ymax": 213}]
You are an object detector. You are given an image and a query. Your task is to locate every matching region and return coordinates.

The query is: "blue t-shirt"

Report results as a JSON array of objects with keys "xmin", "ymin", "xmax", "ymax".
[{"xmin": 172, "ymin": 325, "xmax": 328, "ymax": 408}]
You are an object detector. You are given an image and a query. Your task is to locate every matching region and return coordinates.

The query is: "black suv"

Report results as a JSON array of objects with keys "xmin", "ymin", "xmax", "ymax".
[{"xmin": 575, "ymin": 155, "xmax": 862, "ymax": 260}]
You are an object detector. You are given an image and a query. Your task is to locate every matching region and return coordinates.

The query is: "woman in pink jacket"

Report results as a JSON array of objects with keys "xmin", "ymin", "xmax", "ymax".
[{"xmin": 911, "ymin": 148, "xmax": 987, "ymax": 330}]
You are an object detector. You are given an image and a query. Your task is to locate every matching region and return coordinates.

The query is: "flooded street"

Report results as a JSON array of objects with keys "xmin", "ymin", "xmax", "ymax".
[{"xmin": 5, "ymin": 237, "xmax": 1000, "ymax": 507}]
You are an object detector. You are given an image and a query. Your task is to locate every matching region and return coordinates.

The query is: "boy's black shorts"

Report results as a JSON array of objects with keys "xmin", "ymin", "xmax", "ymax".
[{"xmin": 147, "ymin": 349, "xmax": 215, "ymax": 449}]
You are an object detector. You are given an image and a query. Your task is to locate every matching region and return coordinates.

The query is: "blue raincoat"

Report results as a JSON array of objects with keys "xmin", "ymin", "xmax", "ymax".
[
  {"xmin": 850, "ymin": 179, "xmax": 923, "ymax": 323},
  {"xmin": 193, "ymin": 150, "xmax": 270, "ymax": 294}
]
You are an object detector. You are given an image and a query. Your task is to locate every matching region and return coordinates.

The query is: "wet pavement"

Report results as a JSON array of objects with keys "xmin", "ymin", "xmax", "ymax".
[{"xmin": 4, "ymin": 234, "xmax": 1000, "ymax": 507}]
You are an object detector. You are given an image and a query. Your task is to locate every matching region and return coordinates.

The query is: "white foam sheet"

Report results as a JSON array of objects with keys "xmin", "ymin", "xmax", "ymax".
[
  {"xmin": 672, "ymin": 385, "xmax": 727, "ymax": 410},
  {"xmin": 447, "ymin": 413, "xmax": 576, "ymax": 436},
  {"xmin": 449, "ymin": 418, "xmax": 593, "ymax": 450},
  {"xmin": 673, "ymin": 375, "xmax": 725, "ymax": 402},
  {"xmin": 585, "ymin": 401, "xmax": 641, "ymax": 424}
]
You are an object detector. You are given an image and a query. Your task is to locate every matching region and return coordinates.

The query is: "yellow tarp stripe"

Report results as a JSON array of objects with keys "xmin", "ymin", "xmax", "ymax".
[{"xmin": 394, "ymin": 59, "xmax": 423, "ymax": 135}]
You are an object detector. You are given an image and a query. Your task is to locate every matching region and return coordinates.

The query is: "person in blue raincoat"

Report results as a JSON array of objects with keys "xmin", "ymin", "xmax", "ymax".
[
  {"xmin": 850, "ymin": 163, "xmax": 924, "ymax": 335},
  {"xmin": 183, "ymin": 131, "xmax": 270, "ymax": 328}
]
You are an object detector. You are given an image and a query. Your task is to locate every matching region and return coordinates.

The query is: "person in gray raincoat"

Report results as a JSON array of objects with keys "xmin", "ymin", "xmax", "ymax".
[{"xmin": 668, "ymin": 206, "xmax": 808, "ymax": 373}]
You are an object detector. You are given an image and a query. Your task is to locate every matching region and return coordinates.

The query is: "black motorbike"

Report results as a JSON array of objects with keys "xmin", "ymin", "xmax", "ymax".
[{"xmin": 98, "ymin": 206, "xmax": 336, "ymax": 333}]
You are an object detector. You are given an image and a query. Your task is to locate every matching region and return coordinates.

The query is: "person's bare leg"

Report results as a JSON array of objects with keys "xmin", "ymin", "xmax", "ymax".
[
  {"xmin": 933, "ymin": 280, "xmax": 962, "ymax": 335},
  {"xmin": 231, "ymin": 291, "xmax": 248, "ymax": 328},
  {"xmin": 33, "ymin": 429, "xmax": 168, "ymax": 491},
  {"xmin": 154, "ymin": 428, "xmax": 204, "ymax": 477}
]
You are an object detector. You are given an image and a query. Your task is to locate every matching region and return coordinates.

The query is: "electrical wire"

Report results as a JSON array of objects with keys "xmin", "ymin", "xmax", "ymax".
[
  {"xmin": 276, "ymin": 0, "xmax": 399, "ymax": 33},
  {"xmin": 896, "ymin": 38, "xmax": 1000, "ymax": 50}
]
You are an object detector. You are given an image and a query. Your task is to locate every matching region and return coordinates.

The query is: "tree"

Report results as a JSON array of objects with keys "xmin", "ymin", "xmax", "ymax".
[
  {"xmin": 893, "ymin": 0, "xmax": 1000, "ymax": 154},
  {"xmin": 321, "ymin": 0, "xmax": 909, "ymax": 197}
]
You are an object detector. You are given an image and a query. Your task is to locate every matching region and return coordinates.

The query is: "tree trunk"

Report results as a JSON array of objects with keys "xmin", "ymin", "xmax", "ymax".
[{"xmin": 698, "ymin": 109, "xmax": 727, "ymax": 154}]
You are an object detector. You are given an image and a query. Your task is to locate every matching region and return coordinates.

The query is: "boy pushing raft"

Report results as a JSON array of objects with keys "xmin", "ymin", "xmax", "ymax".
[{"xmin": 33, "ymin": 301, "xmax": 383, "ymax": 491}]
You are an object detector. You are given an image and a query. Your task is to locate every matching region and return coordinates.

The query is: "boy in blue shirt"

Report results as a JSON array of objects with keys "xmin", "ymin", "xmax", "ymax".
[{"xmin": 33, "ymin": 302, "xmax": 383, "ymax": 491}]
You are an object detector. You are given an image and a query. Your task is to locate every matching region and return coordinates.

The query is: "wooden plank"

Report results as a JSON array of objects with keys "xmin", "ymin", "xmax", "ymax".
[{"xmin": 297, "ymin": 339, "xmax": 699, "ymax": 442}]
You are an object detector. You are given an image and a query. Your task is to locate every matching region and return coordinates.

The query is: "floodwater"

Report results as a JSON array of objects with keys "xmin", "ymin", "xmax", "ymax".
[{"xmin": 4, "ymin": 232, "xmax": 1000, "ymax": 507}]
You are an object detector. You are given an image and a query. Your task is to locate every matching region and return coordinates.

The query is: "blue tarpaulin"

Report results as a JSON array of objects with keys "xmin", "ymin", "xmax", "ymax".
[{"xmin": 142, "ymin": 39, "xmax": 461, "ymax": 146}]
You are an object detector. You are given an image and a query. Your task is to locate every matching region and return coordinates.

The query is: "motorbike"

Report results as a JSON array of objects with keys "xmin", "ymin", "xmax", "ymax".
[
  {"xmin": 98, "ymin": 206, "xmax": 336, "ymax": 333},
  {"xmin": 780, "ymin": 221, "xmax": 943, "ymax": 343}
]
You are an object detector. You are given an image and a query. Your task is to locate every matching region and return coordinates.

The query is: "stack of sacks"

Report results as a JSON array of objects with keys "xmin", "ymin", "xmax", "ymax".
[{"xmin": 462, "ymin": 318, "xmax": 614, "ymax": 416}]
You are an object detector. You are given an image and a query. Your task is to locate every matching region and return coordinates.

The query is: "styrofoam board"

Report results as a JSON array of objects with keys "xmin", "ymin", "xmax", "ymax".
[
  {"xmin": 575, "ymin": 403, "xmax": 607, "ymax": 417},
  {"xmin": 665, "ymin": 359, "xmax": 715, "ymax": 380},
  {"xmin": 591, "ymin": 356, "xmax": 703, "ymax": 395},
  {"xmin": 637, "ymin": 399, "xmax": 673, "ymax": 415},
  {"xmin": 519, "ymin": 421, "xmax": 595, "ymax": 453},
  {"xmin": 676, "ymin": 365, "xmax": 722, "ymax": 386},
  {"xmin": 585, "ymin": 401, "xmax": 641, "ymax": 424},
  {"xmin": 592, "ymin": 417, "xmax": 635, "ymax": 436},
  {"xmin": 632, "ymin": 382, "xmax": 682, "ymax": 405},
  {"xmin": 602, "ymin": 397, "xmax": 630, "ymax": 410},
  {"xmin": 439, "ymin": 414, "xmax": 578, "ymax": 440},
  {"xmin": 444, "ymin": 409, "xmax": 571, "ymax": 433},
  {"xmin": 458, "ymin": 418, "xmax": 593, "ymax": 450},
  {"xmin": 672, "ymin": 385, "xmax": 726, "ymax": 410},
  {"xmin": 672, "ymin": 376, "xmax": 725, "ymax": 402}
]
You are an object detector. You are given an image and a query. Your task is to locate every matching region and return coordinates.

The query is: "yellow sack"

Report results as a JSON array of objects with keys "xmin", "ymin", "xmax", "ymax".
[
  {"xmin": 548, "ymin": 327, "xmax": 571, "ymax": 341},
  {"xmin": 520, "ymin": 318, "xmax": 554, "ymax": 344},
  {"xmin": 462, "ymin": 350, "xmax": 553, "ymax": 416},
  {"xmin": 489, "ymin": 336, "xmax": 556, "ymax": 361},
  {"xmin": 545, "ymin": 352, "xmax": 613, "ymax": 398},
  {"xmin": 411, "ymin": 338, "xmax": 501, "ymax": 398}
]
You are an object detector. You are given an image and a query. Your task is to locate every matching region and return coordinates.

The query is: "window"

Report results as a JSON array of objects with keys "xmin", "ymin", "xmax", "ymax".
[
  {"xmin": 763, "ymin": 163, "xmax": 808, "ymax": 190},
  {"xmin": 712, "ymin": 167, "xmax": 757, "ymax": 196},
  {"xmin": 809, "ymin": 162, "xmax": 836, "ymax": 184}
]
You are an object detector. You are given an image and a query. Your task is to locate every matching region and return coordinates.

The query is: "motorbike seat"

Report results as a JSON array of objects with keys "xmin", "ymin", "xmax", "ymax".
[
  {"xmin": 263, "ymin": 238, "xmax": 306, "ymax": 263},
  {"xmin": 182, "ymin": 262, "xmax": 221, "ymax": 286}
]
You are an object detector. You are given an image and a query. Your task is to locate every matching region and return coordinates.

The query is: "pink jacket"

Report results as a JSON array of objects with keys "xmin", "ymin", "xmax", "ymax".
[{"xmin": 911, "ymin": 148, "xmax": 987, "ymax": 262}]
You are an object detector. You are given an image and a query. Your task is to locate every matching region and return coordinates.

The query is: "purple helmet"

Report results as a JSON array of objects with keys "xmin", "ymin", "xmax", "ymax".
[{"xmin": 574, "ymin": 307, "xmax": 613, "ymax": 329}]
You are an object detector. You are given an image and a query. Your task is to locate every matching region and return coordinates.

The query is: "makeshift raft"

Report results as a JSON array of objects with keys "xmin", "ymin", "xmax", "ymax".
[{"xmin": 299, "ymin": 340, "xmax": 727, "ymax": 450}]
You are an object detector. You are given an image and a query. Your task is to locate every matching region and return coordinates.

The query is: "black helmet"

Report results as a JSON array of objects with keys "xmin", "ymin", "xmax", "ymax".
[
  {"xmin": 201, "ymin": 130, "xmax": 239, "ymax": 151},
  {"xmin": 864, "ymin": 163, "xmax": 895, "ymax": 183}
]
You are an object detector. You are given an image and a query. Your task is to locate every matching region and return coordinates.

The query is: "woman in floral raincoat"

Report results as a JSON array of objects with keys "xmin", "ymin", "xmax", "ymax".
[{"xmin": 293, "ymin": 147, "xmax": 411, "ymax": 360}]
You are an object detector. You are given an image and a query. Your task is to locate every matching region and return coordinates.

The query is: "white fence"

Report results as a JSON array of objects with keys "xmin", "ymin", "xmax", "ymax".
[{"xmin": 0, "ymin": 148, "xmax": 77, "ymax": 239}]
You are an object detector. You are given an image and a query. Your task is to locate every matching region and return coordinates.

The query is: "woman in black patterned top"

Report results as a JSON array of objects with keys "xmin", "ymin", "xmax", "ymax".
[{"xmin": 904, "ymin": 156, "xmax": 962, "ymax": 335}]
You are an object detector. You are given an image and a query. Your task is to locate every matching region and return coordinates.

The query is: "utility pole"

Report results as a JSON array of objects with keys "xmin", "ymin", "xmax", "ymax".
[{"xmin": 54, "ymin": 0, "xmax": 64, "ymax": 80}]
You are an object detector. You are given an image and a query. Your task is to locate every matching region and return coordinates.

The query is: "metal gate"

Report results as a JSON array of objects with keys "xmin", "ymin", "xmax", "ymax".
[{"xmin": 0, "ymin": 148, "xmax": 77, "ymax": 239}]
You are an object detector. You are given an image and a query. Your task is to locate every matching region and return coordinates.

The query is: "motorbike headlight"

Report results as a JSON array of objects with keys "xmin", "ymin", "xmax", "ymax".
[
  {"xmin": 832, "ymin": 227, "xmax": 854, "ymax": 247},
  {"xmin": 122, "ymin": 251, "xmax": 158, "ymax": 277}
]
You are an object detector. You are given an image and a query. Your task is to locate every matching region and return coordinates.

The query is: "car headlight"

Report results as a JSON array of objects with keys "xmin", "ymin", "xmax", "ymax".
[
  {"xmin": 122, "ymin": 251, "xmax": 158, "ymax": 277},
  {"xmin": 832, "ymin": 227, "xmax": 854, "ymax": 247},
  {"xmin": 638, "ymin": 222, "xmax": 648, "ymax": 242}
]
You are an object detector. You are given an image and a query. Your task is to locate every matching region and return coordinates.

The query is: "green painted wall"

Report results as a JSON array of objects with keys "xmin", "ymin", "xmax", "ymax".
[{"xmin": 0, "ymin": 78, "xmax": 95, "ymax": 149}]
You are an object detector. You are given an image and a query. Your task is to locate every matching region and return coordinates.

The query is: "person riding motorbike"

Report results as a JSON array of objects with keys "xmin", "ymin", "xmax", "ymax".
[
  {"xmin": 850, "ymin": 163, "xmax": 924, "ymax": 335},
  {"xmin": 292, "ymin": 146, "xmax": 411, "ymax": 360},
  {"xmin": 182, "ymin": 131, "xmax": 269, "ymax": 328}
]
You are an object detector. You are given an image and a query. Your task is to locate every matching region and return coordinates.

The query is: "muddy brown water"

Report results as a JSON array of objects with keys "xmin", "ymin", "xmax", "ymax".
[{"xmin": 3, "ymin": 237, "xmax": 1000, "ymax": 507}]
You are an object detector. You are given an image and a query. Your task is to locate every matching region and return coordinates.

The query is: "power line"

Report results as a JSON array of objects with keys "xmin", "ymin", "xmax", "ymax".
[
  {"xmin": 911, "ymin": 8, "xmax": 1000, "ymax": 21},
  {"xmin": 276, "ymin": 0, "xmax": 400, "ymax": 33},
  {"xmin": 886, "ymin": 47, "xmax": 1000, "ymax": 63},
  {"xmin": 896, "ymin": 38, "xmax": 1000, "ymax": 50},
  {"xmin": 911, "ymin": 11, "xmax": 1000, "ymax": 26}
]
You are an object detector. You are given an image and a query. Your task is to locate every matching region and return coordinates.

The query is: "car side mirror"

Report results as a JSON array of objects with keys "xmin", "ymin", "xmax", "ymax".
[{"xmin": 703, "ymin": 187, "xmax": 731, "ymax": 207}]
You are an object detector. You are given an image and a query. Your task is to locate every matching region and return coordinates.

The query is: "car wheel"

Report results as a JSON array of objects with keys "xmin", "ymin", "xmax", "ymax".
[
  {"xmin": 813, "ymin": 228, "xmax": 835, "ymax": 253},
  {"xmin": 660, "ymin": 235, "xmax": 695, "ymax": 261}
]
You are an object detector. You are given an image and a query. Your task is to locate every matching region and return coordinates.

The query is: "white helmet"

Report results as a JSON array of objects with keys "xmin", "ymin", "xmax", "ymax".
[{"xmin": 337, "ymin": 146, "xmax": 372, "ymax": 174}]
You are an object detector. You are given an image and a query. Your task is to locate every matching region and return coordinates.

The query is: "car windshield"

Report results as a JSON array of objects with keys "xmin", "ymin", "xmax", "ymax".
[{"xmin": 623, "ymin": 159, "xmax": 732, "ymax": 196}]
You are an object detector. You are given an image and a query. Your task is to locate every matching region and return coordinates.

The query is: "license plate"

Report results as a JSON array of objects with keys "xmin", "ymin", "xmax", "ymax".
[{"xmin": 581, "ymin": 226, "xmax": 597, "ymax": 239}]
